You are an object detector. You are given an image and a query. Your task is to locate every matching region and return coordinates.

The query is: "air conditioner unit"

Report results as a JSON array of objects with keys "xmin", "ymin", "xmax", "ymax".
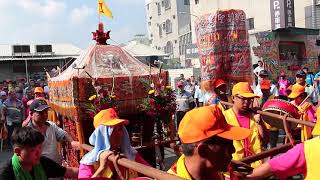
[{"xmin": 316, "ymin": 0, "xmax": 320, "ymax": 5}]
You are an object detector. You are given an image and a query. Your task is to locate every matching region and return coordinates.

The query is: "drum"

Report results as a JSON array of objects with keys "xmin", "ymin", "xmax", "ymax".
[{"xmin": 261, "ymin": 99, "xmax": 300, "ymax": 129}]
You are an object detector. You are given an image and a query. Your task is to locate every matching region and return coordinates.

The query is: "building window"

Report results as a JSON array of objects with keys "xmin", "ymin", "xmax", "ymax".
[
  {"xmin": 165, "ymin": 19, "xmax": 172, "ymax": 33},
  {"xmin": 165, "ymin": 41, "xmax": 173, "ymax": 54},
  {"xmin": 13, "ymin": 45, "xmax": 30, "ymax": 53},
  {"xmin": 147, "ymin": 4, "xmax": 149, "ymax": 10},
  {"xmin": 246, "ymin": 18, "xmax": 254, "ymax": 30},
  {"xmin": 165, "ymin": 0, "xmax": 171, "ymax": 10},
  {"xmin": 159, "ymin": 26, "xmax": 162, "ymax": 38},
  {"xmin": 162, "ymin": 23, "xmax": 166, "ymax": 30},
  {"xmin": 148, "ymin": 21, "xmax": 151, "ymax": 26},
  {"xmin": 195, "ymin": 0, "xmax": 199, "ymax": 4},
  {"xmin": 157, "ymin": 3, "xmax": 161, "ymax": 15},
  {"xmin": 36, "ymin": 45, "xmax": 52, "ymax": 53},
  {"xmin": 161, "ymin": 1, "xmax": 164, "ymax": 7},
  {"xmin": 184, "ymin": 0, "xmax": 190, "ymax": 5}
]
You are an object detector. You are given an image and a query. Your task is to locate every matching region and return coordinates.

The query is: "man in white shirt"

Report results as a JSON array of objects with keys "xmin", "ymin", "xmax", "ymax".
[
  {"xmin": 194, "ymin": 82, "xmax": 204, "ymax": 107},
  {"xmin": 253, "ymin": 61, "xmax": 264, "ymax": 77},
  {"xmin": 254, "ymin": 70, "xmax": 279, "ymax": 98},
  {"xmin": 253, "ymin": 60, "xmax": 264, "ymax": 85}
]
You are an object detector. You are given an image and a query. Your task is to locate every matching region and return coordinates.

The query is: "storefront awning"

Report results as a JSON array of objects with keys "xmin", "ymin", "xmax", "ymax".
[{"xmin": 272, "ymin": 27, "xmax": 320, "ymax": 35}]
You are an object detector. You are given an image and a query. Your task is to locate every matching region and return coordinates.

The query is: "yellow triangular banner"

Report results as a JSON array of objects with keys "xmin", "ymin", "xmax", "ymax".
[{"xmin": 98, "ymin": 0, "xmax": 113, "ymax": 18}]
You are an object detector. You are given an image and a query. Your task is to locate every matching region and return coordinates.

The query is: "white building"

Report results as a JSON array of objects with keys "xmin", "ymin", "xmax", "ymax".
[
  {"xmin": 123, "ymin": 40, "xmax": 169, "ymax": 65},
  {"xmin": 0, "ymin": 44, "xmax": 81, "ymax": 81},
  {"xmin": 145, "ymin": 0, "xmax": 192, "ymax": 66},
  {"xmin": 189, "ymin": 0, "xmax": 314, "ymax": 45},
  {"xmin": 189, "ymin": 0, "xmax": 319, "ymax": 65}
]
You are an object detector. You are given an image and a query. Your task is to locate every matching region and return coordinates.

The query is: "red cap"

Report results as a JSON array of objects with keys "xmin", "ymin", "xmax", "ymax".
[
  {"xmin": 213, "ymin": 79, "xmax": 226, "ymax": 88},
  {"xmin": 260, "ymin": 80, "xmax": 271, "ymax": 90}
]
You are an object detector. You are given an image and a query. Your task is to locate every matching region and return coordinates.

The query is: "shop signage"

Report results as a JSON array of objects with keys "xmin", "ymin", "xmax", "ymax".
[
  {"xmin": 185, "ymin": 44, "xmax": 199, "ymax": 59},
  {"xmin": 270, "ymin": 0, "xmax": 295, "ymax": 29}
]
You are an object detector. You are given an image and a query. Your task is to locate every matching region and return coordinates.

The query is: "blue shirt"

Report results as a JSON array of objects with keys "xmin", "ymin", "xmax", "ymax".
[
  {"xmin": 2, "ymin": 98, "xmax": 23, "ymax": 125},
  {"xmin": 315, "ymin": 72, "xmax": 320, "ymax": 92},
  {"xmin": 306, "ymin": 74, "xmax": 314, "ymax": 86}
]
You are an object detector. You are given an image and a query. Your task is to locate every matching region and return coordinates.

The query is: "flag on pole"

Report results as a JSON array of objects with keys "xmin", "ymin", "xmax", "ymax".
[{"xmin": 98, "ymin": 0, "xmax": 113, "ymax": 18}]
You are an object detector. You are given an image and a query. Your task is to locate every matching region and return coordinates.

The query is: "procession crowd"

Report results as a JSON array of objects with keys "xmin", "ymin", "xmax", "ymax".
[{"xmin": 0, "ymin": 60, "xmax": 320, "ymax": 180}]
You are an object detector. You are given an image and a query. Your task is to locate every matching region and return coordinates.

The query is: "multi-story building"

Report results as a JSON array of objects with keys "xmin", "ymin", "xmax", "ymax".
[
  {"xmin": 145, "ymin": 0, "xmax": 192, "ymax": 66},
  {"xmin": 189, "ymin": 0, "xmax": 314, "ymax": 44},
  {"xmin": 187, "ymin": 0, "xmax": 320, "ymax": 79},
  {"xmin": 0, "ymin": 44, "xmax": 81, "ymax": 81}
]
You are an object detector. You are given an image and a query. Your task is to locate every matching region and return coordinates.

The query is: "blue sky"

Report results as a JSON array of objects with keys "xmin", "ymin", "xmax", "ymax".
[{"xmin": 0, "ymin": 0, "xmax": 147, "ymax": 49}]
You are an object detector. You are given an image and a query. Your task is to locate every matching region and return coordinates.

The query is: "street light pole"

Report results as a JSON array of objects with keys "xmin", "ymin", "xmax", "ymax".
[{"xmin": 25, "ymin": 59, "xmax": 29, "ymax": 83}]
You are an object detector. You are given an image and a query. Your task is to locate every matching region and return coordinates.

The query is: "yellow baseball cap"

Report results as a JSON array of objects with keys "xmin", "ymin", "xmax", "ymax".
[
  {"xmin": 288, "ymin": 84, "xmax": 305, "ymax": 99},
  {"xmin": 232, "ymin": 82, "xmax": 258, "ymax": 98},
  {"xmin": 93, "ymin": 108, "xmax": 129, "ymax": 128}
]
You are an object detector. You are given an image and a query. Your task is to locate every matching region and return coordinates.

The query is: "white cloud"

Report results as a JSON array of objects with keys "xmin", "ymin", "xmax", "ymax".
[
  {"xmin": 17, "ymin": 0, "xmax": 66, "ymax": 17},
  {"xmin": 70, "ymin": 5, "xmax": 94, "ymax": 24}
]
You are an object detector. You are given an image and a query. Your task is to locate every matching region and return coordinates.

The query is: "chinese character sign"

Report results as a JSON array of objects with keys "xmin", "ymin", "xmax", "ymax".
[
  {"xmin": 195, "ymin": 9, "xmax": 252, "ymax": 83},
  {"xmin": 270, "ymin": 0, "xmax": 295, "ymax": 29}
]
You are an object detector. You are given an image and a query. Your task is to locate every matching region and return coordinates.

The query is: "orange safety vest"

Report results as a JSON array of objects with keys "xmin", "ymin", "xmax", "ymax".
[
  {"xmin": 291, "ymin": 101, "xmax": 313, "ymax": 142},
  {"xmin": 223, "ymin": 108, "xmax": 263, "ymax": 168},
  {"xmin": 304, "ymin": 137, "xmax": 320, "ymax": 180}
]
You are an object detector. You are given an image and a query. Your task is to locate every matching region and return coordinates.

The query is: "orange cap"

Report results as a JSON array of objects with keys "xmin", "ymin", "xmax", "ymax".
[
  {"xmin": 232, "ymin": 82, "xmax": 257, "ymax": 98},
  {"xmin": 288, "ymin": 84, "xmax": 305, "ymax": 99},
  {"xmin": 213, "ymin": 79, "xmax": 226, "ymax": 88},
  {"xmin": 93, "ymin": 108, "xmax": 129, "ymax": 128},
  {"xmin": 34, "ymin": 87, "xmax": 44, "ymax": 93},
  {"xmin": 178, "ymin": 105, "xmax": 250, "ymax": 143},
  {"xmin": 260, "ymin": 80, "xmax": 271, "ymax": 90}
]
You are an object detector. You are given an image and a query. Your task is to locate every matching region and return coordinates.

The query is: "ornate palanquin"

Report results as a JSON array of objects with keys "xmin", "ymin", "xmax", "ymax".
[{"xmin": 48, "ymin": 44, "xmax": 168, "ymax": 167}]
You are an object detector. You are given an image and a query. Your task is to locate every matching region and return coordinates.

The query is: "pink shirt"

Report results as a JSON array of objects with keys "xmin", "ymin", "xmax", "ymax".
[
  {"xmin": 268, "ymin": 143, "xmax": 306, "ymax": 180},
  {"xmin": 306, "ymin": 104, "xmax": 316, "ymax": 123},
  {"xmin": 235, "ymin": 113, "xmax": 250, "ymax": 129},
  {"xmin": 278, "ymin": 79, "xmax": 290, "ymax": 96},
  {"xmin": 235, "ymin": 113, "xmax": 252, "ymax": 157}
]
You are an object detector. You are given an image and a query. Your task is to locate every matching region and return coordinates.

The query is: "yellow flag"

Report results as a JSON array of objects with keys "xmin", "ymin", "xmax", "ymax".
[{"xmin": 98, "ymin": 0, "xmax": 113, "ymax": 18}]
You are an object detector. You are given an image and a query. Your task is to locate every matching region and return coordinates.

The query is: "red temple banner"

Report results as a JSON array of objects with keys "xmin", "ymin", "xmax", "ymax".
[{"xmin": 195, "ymin": 9, "xmax": 252, "ymax": 83}]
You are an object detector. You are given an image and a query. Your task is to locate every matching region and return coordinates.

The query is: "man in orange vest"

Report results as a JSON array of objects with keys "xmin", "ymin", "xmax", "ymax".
[
  {"xmin": 288, "ymin": 83, "xmax": 316, "ymax": 142},
  {"xmin": 168, "ymin": 105, "xmax": 250, "ymax": 180},
  {"xmin": 223, "ymin": 82, "xmax": 269, "ymax": 168},
  {"xmin": 246, "ymin": 122, "xmax": 320, "ymax": 180}
]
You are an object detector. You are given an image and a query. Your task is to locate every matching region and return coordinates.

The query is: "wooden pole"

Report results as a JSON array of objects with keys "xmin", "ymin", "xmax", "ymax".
[
  {"xmin": 240, "ymin": 143, "xmax": 293, "ymax": 164},
  {"xmin": 219, "ymin": 101, "xmax": 315, "ymax": 128},
  {"xmin": 80, "ymin": 144, "xmax": 184, "ymax": 180}
]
